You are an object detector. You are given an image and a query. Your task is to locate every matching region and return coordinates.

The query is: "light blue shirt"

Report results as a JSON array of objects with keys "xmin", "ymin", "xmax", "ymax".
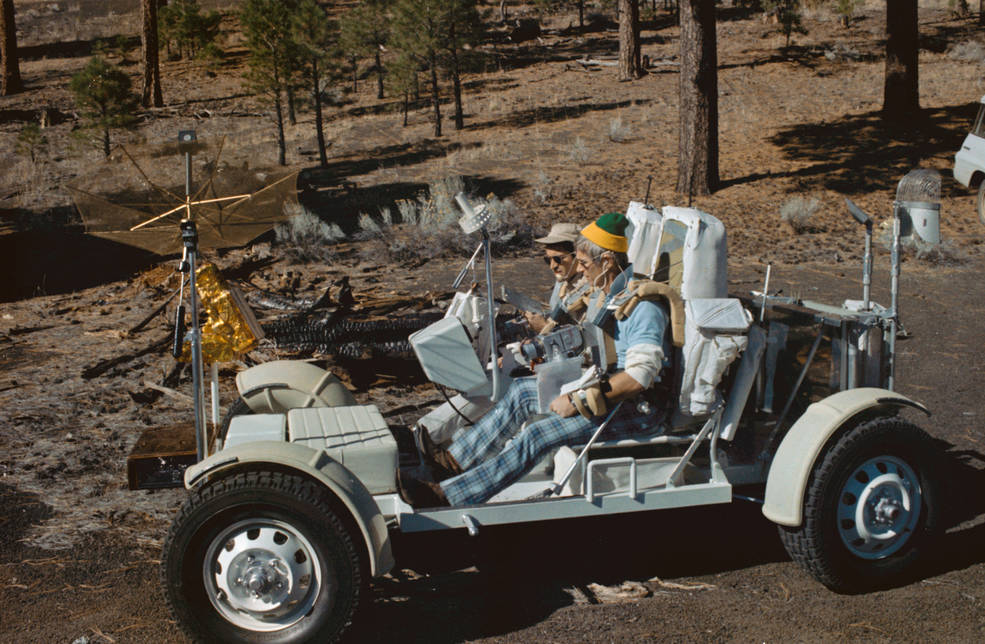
[{"xmin": 613, "ymin": 299, "xmax": 670, "ymax": 372}]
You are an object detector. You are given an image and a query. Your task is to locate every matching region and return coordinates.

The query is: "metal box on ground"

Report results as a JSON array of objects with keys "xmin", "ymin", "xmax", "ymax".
[{"xmin": 127, "ymin": 421, "xmax": 199, "ymax": 490}]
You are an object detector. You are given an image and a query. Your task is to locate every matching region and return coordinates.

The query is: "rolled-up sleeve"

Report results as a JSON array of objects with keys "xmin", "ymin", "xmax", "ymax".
[{"xmin": 614, "ymin": 300, "xmax": 669, "ymax": 388}]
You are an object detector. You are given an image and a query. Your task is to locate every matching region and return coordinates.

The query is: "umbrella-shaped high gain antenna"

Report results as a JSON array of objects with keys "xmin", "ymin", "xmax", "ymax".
[
  {"xmin": 73, "ymin": 132, "xmax": 284, "ymax": 461},
  {"xmin": 70, "ymin": 133, "xmax": 301, "ymax": 256}
]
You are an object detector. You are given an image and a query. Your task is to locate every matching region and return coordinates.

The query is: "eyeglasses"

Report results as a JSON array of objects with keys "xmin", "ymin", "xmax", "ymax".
[{"xmin": 543, "ymin": 252, "xmax": 574, "ymax": 267}]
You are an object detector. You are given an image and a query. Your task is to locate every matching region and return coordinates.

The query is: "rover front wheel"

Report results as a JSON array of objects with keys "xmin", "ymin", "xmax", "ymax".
[
  {"xmin": 778, "ymin": 417, "xmax": 940, "ymax": 593},
  {"xmin": 162, "ymin": 470, "xmax": 364, "ymax": 643}
]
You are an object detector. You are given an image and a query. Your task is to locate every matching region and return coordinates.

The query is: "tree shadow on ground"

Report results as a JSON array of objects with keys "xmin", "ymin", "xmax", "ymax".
[
  {"xmin": 466, "ymin": 99, "xmax": 649, "ymax": 132},
  {"xmin": 0, "ymin": 225, "xmax": 157, "ymax": 302},
  {"xmin": 719, "ymin": 42, "xmax": 882, "ymax": 72},
  {"xmin": 300, "ymin": 140, "xmax": 479, "ymax": 190},
  {"xmin": 360, "ymin": 501, "xmax": 787, "ymax": 643},
  {"xmin": 724, "ymin": 103, "xmax": 978, "ymax": 194},
  {"xmin": 300, "ymin": 170, "xmax": 526, "ymax": 233}
]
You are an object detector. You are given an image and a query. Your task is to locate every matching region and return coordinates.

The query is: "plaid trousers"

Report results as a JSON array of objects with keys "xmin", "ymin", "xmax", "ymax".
[{"xmin": 441, "ymin": 376, "xmax": 662, "ymax": 506}]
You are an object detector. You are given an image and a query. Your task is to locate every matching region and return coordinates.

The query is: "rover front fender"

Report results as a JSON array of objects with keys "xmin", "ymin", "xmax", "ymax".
[
  {"xmin": 183, "ymin": 441, "xmax": 394, "ymax": 577},
  {"xmin": 762, "ymin": 388, "xmax": 929, "ymax": 527},
  {"xmin": 235, "ymin": 360, "xmax": 355, "ymax": 413}
]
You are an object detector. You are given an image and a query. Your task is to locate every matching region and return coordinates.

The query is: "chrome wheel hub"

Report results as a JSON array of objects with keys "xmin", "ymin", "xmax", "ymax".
[
  {"xmin": 204, "ymin": 519, "xmax": 327, "ymax": 632},
  {"xmin": 837, "ymin": 455, "xmax": 921, "ymax": 560}
]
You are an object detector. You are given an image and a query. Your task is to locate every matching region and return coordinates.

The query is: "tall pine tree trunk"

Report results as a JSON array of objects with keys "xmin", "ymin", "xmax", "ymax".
[
  {"xmin": 140, "ymin": 0, "xmax": 163, "ymax": 107},
  {"xmin": 375, "ymin": 49, "xmax": 384, "ymax": 99},
  {"xmin": 883, "ymin": 0, "xmax": 919, "ymax": 121},
  {"xmin": 429, "ymin": 54, "xmax": 442, "ymax": 137},
  {"xmin": 449, "ymin": 23, "xmax": 464, "ymax": 130},
  {"xmin": 676, "ymin": 0, "xmax": 719, "ymax": 197},
  {"xmin": 618, "ymin": 0, "xmax": 642, "ymax": 81},
  {"xmin": 286, "ymin": 84, "xmax": 297, "ymax": 126},
  {"xmin": 403, "ymin": 91, "xmax": 409, "ymax": 126},
  {"xmin": 275, "ymin": 90, "xmax": 286, "ymax": 166},
  {"xmin": 1, "ymin": 0, "xmax": 23, "ymax": 95},
  {"xmin": 101, "ymin": 105, "xmax": 111, "ymax": 157},
  {"xmin": 311, "ymin": 60, "xmax": 328, "ymax": 167}
]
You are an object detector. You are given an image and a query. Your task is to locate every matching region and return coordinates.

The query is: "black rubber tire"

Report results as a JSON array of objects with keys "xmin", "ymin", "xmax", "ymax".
[
  {"xmin": 977, "ymin": 181, "xmax": 985, "ymax": 227},
  {"xmin": 778, "ymin": 417, "xmax": 941, "ymax": 594},
  {"xmin": 216, "ymin": 397, "xmax": 252, "ymax": 447},
  {"xmin": 162, "ymin": 470, "xmax": 364, "ymax": 643}
]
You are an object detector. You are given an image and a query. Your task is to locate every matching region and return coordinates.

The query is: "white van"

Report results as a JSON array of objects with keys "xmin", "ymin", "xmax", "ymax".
[{"xmin": 953, "ymin": 94, "xmax": 985, "ymax": 224}]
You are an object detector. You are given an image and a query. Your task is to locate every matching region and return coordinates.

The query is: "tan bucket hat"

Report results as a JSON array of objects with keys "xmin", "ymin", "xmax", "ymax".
[{"xmin": 534, "ymin": 222, "xmax": 581, "ymax": 245}]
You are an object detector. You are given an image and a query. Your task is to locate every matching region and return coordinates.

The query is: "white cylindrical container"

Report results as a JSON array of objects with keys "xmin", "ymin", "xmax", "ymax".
[{"xmin": 900, "ymin": 201, "xmax": 940, "ymax": 245}]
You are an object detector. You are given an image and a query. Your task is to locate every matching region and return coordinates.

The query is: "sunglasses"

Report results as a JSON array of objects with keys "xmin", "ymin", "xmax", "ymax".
[{"xmin": 543, "ymin": 252, "xmax": 574, "ymax": 266}]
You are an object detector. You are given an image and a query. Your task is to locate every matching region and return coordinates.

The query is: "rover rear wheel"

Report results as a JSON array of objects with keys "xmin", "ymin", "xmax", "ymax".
[{"xmin": 778, "ymin": 417, "xmax": 940, "ymax": 593}]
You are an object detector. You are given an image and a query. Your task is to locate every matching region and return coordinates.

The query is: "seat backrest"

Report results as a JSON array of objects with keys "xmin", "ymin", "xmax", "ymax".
[
  {"xmin": 657, "ymin": 207, "xmax": 727, "ymax": 300},
  {"xmin": 626, "ymin": 205, "xmax": 738, "ymax": 420}
]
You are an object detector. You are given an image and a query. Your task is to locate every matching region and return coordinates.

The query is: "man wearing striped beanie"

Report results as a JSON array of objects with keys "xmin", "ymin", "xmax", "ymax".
[{"xmin": 402, "ymin": 211, "xmax": 670, "ymax": 507}]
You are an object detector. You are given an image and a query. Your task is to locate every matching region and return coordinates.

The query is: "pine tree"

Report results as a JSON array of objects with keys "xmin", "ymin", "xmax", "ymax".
[
  {"xmin": 240, "ymin": 0, "xmax": 302, "ymax": 165},
  {"xmin": 159, "ymin": 0, "xmax": 222, "ymax": 61},
  {"xmin": 69, "ymin": 57, "xmax": 139, "ymax": 157},
  {"xmin": 440, "ymin": 0, "xmax": 483, "ymax": 130},
  {"xmin": 392, "ymin": 0, "xmax": 445, "ymax": 136},
  {"xmin": 883, "ymin": 0, "xmax": 919, "ymax": 121},
  {"xmin": 293, "ymin": 0, "xmax": 339, "ymax": 167},
  {"xmin": 1, "ymin": 0, "xmax": 23, "ymax": 95},
  {"xmin": 339, "ymin": 0, "xmax": 390, "ymax": 100},
  {"xmin": 676, "ymin": 0, "xmax": 718, "ymax": 196},
  {"xmin": 618, "ymin": 0, "xmax": 642, "ymax": 81},
  {"xmin": 141, "ymin": 0, "xmax": 163, "ymax": 107},
  {"xmin": 387, "ymin": 53, "xmax": 421, "ymax": 127}
]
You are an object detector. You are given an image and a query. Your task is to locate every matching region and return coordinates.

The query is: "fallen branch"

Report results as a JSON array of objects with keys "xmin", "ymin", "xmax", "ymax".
[
  {"xmin": 129, "ymin": 288, "xmax": 181, "ymax": 335},
  {"xmin": 648, "ymin": 575, "xmax": 717, "ymax": 591},
  {"xmin": 576, "ymin": 57, "xmax": 618, "ymax": 67},
  {"xmin": 140, "ymin": 380, "xmax": 193, "ymax": 403}
]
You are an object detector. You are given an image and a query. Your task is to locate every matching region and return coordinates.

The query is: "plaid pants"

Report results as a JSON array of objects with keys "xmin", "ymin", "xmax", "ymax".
[{"xmin": 442, "ymin": 377, "xmax": 662, "ymax": 506}]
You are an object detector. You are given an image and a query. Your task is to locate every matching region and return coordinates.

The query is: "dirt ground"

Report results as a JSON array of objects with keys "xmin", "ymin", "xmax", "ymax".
[{"xmin": 2, "ymin": 2, "xmax": 985, "ymax": 642}]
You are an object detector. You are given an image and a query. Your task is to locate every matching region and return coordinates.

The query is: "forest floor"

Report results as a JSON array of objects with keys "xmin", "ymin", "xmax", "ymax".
[{"xmin": 2, "ymin": 2, "xmax": 985, "ymax": 642}]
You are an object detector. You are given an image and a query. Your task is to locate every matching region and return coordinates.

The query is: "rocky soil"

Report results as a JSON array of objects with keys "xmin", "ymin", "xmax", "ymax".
[{"xmin": 2, "ymin": 2, "xmax": 985, "ymax": 642}]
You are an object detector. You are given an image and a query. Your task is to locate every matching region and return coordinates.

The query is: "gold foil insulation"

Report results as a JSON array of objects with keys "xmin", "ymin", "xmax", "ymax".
[{"xmin": 180, "ymin": 263, "xmax": 263, "ymax": 363}]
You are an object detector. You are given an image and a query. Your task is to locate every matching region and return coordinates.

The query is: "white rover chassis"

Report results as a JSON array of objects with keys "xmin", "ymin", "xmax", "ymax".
[{"xmin": 161, "ymin": 203, "xmax": 941, "ymax": 644}]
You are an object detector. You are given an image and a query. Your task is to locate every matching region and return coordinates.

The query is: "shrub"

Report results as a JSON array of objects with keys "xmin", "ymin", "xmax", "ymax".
[
  {"xmin": 532, "ymin": 169, "xmax": 555, "ymax": 204},
  {"xmin": 876, "ymin": 229, "xmax": 967, "ymax": 267},
  {"xmin": 375, "ymin": 175, "xmax": 533, "ymax": 261},
  {"xmin": 274, "ymin": 203, "xmax": 345, "ymax": 263},
  {"xmin": 569, "ymin": 137, "xmax": 592, "ymax": 163},
  {"xmin": 780, "ymin": 196, "xmax": 821, "ymax": 233},
  {"xmin": 608, "ymin": 117, "xmax": 632, "ymax": 143},
  {"xmin": 948, "ymin": 40, "xmax": 985, "ymax": 64},
  {"xmin": 15, "ymin": 123, "xmax": 47, "ymax": 164}
]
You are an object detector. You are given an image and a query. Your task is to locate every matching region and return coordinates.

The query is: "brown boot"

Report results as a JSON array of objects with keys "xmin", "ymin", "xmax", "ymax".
[
  {"xmin": 397, "ymin": 468, "xmax": 450, "ymax": 508},
  {"xmin": 415, "ymin": 427, "xmax": 464, "ymax": 481}
]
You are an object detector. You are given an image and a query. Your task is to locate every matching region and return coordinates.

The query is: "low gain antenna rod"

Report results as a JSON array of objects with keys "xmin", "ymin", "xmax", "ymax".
[{"xmin": 174, "ymin": 131, "xmax": 208, "ymax": 461}]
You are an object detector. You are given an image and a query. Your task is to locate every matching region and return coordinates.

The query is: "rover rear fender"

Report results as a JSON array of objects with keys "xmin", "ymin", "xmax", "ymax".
[
  {"xmin": 762, "ymin": 388, "xmax": 929, "ymax": 527},
  {"xmin": 183, "ymin": 440, "xmax": 394, "ymax": 577},
  {"xmin": 235, "ymin": 360, "xmax": 356, "ymax": 413}
]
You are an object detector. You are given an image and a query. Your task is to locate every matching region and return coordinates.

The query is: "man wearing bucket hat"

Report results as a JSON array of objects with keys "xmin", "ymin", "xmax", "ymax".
[
  {"xmin": 400, "ymin": 211, "xmax": 671, "ymax": 507},
  {"xmin": 526, "ymin": 222, "xmax": 587, "ymax": 333}
]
